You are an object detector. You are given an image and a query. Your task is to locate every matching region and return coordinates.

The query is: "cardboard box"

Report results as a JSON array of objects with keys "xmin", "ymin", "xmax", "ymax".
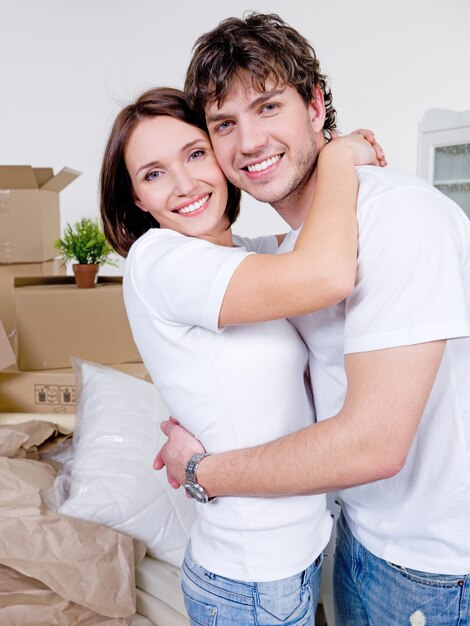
[
  {"xmin": 0, "ymin": 321, "xmax": 16, "ymax": 371},
  {"xmin": 15, "ymin": 276, "xmax": 141, "ymax": 371},
  {"xmin": 0, "ymin": 362, "xmax": 149, "ymax": 414},
  {"xmin": 0, "ymin": 258, "xmax": 65, "ymax": 348},
  {"xmin": 0, "ymin": 165, "xmax": 80, "ymax": 263}
]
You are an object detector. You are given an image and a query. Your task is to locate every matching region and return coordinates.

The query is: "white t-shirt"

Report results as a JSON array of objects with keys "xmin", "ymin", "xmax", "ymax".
[
  {"xmin": 124, "ymin": 229, "xmax": 332, "ymax": 582},
  {"xmin": 278, "ymin": 166, "xmax": 470, "ymax": 574}
]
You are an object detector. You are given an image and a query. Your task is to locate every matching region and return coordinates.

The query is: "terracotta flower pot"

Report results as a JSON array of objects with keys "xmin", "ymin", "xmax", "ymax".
[{"xmin": 73, "ymin": 263, "xmax": 99, "ymax": 288}]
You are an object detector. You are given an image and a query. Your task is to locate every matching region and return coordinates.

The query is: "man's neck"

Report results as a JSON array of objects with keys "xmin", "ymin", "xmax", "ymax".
[{"xmin": 271, "ymin": 167, "xmax": 319, "ymax": 231}]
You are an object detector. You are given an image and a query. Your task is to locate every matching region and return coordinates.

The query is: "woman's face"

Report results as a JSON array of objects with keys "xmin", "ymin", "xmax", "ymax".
[{"xmin": 125, "ymin": 115, "xmax": 230, "ymax": 243}]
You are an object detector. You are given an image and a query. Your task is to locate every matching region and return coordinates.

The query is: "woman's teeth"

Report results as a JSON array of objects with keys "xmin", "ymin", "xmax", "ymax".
[
  {"xmin": 177, "ymin": 194, "xmax": 209, "ymax": 214},
  {"xmin": 247, "ymin": 155, "xmax": 281, "ymax": 173}
]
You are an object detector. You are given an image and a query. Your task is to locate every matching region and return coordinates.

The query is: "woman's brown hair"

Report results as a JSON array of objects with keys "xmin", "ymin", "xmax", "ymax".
[{"xmin": 100, "ymin": 87, "xmax": 241, "ymax": 257}]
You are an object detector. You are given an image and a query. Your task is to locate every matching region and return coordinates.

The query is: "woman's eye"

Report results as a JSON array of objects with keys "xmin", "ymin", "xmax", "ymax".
[
  {"xmin": 189, "ymin": 149, "xmax": 205, "ymax": 160},
  {"xmin": 145, "ymin": 170, "xmax": 162, "ymax": 181}
]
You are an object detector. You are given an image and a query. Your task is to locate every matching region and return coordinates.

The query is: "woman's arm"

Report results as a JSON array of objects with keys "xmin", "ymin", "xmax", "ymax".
[{"xmin": 219, "ymin": 133, "xmax": 383, "ymax": 326}]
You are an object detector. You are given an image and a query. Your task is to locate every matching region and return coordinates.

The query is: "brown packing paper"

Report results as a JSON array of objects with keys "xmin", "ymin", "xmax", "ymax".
[
  {"xmin": 0, "ymin": 565, "xmax": 133, "ymax": 625},
  {"xmin": 0, "ymin": 419, "xmax": 70, "ymax": 459},
  {"xmin": 0, "ymin": 423, "xmax": 146, "ymax": 620}
]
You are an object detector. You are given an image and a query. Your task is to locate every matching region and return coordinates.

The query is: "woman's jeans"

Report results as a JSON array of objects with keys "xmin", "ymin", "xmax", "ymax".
[
  {"xmin": 333, "ymin": 511, "xmax": 470, "ymax": 625},
  {"xmin": 181, "ymin": 543, "xmax": 323, "ymax": 625}
]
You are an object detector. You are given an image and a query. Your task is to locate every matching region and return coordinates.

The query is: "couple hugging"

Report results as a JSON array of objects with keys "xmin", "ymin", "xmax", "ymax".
[{"xmin": 100, "ymin": 12, "xmax": 470, "ymax": 626}]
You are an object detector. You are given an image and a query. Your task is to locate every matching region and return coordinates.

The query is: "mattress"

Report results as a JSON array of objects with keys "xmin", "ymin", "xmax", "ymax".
[
  {"xmin": 132, "ymin": 614, "xmax": 157, "ymax": 626},
  {"xmin": 136, "ymin": 588, "xmax": 188, "ymax": 626},
  {"xmin": 135, "ymin": 556, "xmax": 188, "ymax": 626}
]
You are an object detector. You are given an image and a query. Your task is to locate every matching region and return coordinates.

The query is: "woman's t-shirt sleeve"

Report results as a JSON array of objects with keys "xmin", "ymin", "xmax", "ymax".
[{"xmin": 124, "ymin": 229, "xmax": 254, "ymax": 333}]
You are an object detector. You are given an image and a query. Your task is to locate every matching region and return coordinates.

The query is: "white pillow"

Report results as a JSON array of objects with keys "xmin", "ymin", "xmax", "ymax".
[{"xmin": 54, "ymin": 359, "xmax": 197, "ymax": 567}]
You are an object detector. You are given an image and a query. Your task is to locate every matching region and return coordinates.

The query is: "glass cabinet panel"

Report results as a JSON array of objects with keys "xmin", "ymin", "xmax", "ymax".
[
  {"xmin": 419, "ymin": 110, "xmax": 470, "ymax": 220},
  {"xmin": 434, "ymin": 143, "xmax": 470, "ymax": 183},
  {"xmin": 433, "ymin": 143, "xmax": 470, "ymax": 214}
]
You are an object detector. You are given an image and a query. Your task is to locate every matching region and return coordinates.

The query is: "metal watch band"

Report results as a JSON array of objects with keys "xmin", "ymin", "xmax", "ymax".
[{"xmin": 184, "ymin": 453, "xmax": 215, "ymax": 503}]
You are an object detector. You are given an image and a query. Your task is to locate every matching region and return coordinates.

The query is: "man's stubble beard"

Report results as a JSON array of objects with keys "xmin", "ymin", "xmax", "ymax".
[{"xmin": 243, "ymin": 120, "xmax": 320, "ymax": 211}]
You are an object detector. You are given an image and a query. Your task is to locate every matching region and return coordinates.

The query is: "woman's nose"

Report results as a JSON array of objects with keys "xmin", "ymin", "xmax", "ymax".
[{"xmin": 174, "ymin": 170, "xmax": 197, "ymax": 196}]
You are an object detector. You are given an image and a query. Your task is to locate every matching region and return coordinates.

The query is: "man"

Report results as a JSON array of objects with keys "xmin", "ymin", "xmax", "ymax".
[{"xmin": 156, "ymin": 13, "xmax": 470, "ymax": 625}]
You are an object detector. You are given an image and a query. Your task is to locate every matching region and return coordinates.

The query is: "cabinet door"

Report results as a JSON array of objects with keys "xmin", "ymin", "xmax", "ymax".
[{"xmin": 419, "ymin": 126, "xmax": 470, "ymax": 218}]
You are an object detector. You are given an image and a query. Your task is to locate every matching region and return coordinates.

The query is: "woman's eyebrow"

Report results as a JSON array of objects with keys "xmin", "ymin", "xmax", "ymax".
[{"xmin": 135, "ymin": 139, "xmax": 205, "ymax": 176}]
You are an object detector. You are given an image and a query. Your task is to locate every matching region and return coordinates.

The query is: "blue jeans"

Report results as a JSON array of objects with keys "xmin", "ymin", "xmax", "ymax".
[
  {"xmin": 181, "ymin": 543, "xmax": 323, "ymax": 625},
  {"xmin": 333, "ymin": 511, "xmax": 470, "ymax": 625}
]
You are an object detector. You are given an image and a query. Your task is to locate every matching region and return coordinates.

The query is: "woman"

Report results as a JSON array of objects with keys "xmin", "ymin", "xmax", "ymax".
[{"xmin": 100, "ymin": 87, "xmax": 382, "ymax": 626}]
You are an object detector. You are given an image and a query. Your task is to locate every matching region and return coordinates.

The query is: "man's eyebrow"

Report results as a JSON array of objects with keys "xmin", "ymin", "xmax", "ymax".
[
  {"xmin": 206, "ymin": 89, "xmax": 286, "ymax": 124},
  {"xmin": 135, "ymin": 139, "xmax": 202, "ymax": 175}
]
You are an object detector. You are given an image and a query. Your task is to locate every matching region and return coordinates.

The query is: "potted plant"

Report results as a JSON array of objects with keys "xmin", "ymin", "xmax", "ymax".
[{"xmin": 54, "ymin": 217, "xmax": 117, "ymax": 288}]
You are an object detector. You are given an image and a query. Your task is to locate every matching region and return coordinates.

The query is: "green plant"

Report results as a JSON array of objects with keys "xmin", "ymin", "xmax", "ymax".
[{"xmin": 54, "ymin": 218, "xmax": 117, "ymax": 266}]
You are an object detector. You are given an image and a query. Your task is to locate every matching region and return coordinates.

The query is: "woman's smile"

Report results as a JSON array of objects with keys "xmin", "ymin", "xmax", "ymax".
[{"xmin": 172, "ymin": 193, "xmax": 211, "ymax": 216}]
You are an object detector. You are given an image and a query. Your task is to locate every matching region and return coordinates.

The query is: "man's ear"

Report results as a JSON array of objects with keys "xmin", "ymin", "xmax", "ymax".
[{"xmin": 307, "ymin": 85, "xmax": 326, "ymax": 133}]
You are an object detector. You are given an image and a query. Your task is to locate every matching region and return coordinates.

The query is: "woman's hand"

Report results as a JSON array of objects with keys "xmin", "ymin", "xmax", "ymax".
[{"xmin": 329, "ymin": 129, "xmax": 387, "ymax": 168}]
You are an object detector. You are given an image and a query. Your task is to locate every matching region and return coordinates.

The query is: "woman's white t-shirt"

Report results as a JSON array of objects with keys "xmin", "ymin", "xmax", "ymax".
[{"xmin": 124, "ymin": 229, "xmax": 332, "ymax": 582}]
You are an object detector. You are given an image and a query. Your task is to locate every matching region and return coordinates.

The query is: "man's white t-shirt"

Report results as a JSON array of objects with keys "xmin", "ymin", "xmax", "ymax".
[
  {"xmin": 124, "ymin": 230, "xmax": 332, "ymax": 582},
  {"xmin": 278, "ymin": 166, "xmax": 470, "ymax": 574}
]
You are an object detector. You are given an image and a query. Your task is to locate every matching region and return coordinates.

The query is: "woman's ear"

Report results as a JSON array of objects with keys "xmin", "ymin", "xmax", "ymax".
[
  {"xmin": 134, "ymin": 196, "xmax": 148, "ymax": 213},
  {"xmin": 307, "ymin": 85, "xmax": 326, "ymax": 133}
]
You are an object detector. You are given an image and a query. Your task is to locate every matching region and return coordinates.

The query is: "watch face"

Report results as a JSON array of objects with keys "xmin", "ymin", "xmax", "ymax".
[{"xmin": 184, "ymin": 482, "xmax": 208, "ymax": 503}]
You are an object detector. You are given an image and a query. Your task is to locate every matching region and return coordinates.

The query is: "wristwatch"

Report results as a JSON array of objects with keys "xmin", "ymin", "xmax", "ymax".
[{"xmin": 184, "ymin": 453, "xmax": 214, "ymax": 503}]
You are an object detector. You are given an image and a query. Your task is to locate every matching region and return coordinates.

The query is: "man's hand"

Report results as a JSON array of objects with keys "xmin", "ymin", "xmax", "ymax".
[{"xmin": 154, "ymin": 417, "xmax": 206, "ymax": 489}]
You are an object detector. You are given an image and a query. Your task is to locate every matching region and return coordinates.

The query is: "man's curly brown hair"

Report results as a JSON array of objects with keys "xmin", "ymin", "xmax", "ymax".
[{"xmin": 185, "ymin": 12, "xmax": 337, "ymax": 140}]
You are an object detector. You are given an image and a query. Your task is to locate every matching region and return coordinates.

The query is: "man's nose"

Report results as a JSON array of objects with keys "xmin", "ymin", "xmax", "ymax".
[{"xmin": 237, "ymin": 118, "xmax": 267, "ymax": 155}]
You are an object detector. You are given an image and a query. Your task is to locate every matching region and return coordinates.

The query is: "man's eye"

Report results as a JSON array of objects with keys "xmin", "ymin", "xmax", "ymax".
[
  {"xmin": 215, "ymin": 121, "xmax": 232, "ymax": 133},
  {"xmin": 145, "ymin": 170, "xmax": 162, "ymax": 181},
  {"xmin": 261, "ymin": 103, "xmax": 279, "ymax": 113}
]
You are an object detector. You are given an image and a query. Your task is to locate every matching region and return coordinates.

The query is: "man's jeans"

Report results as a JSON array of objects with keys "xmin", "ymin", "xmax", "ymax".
[
  {"xmin": 333, "ymin": 511, "xmax": 470, "ymax": 625},
  {"xmin": 181, "ymin": 542, "xmax": 322, "ymax": 625}
]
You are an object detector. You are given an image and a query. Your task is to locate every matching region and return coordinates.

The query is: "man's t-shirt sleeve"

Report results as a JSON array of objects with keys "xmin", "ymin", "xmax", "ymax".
[
  {"xmin": 344, "ymin": 187, "xmax": 470, "ymax": 353},
  {"xmin": 232, "ymin": 233, "xmax": 279, "ymax": 253},
  {"xmin": 125, "ymin": 230, "xmax": 254, "ymax": 333}
]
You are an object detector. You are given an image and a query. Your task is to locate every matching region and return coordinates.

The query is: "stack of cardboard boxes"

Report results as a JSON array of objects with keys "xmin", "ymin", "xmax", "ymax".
[{"xmin": 0, "ymin": 165, "xmax": 146, "ymax": 415}]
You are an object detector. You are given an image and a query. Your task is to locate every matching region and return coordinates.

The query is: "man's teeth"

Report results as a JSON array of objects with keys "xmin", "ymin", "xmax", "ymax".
[
  {"xmin": 177, "ymin": 195, "xmax": 209, "ymax": 214},
  {"xmin": 247, "ymin": 155, "xmax": 281, "ymax": 173}
]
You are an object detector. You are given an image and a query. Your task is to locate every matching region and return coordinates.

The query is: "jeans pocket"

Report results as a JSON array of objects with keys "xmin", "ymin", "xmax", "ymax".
[
  {"xmin": 255, "ymin": 569, "xmax": 314, "ymax": 624},
  {"xmin": 386, "ymin": 562, "xmax": 464, "ymax": 588},
  {"xmin": 182, "ymin": 583, "xmax": 218, "ymax": 626}
]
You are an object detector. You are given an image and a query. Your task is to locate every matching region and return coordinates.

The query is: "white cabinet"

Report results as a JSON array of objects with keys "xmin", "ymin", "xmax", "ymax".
[{"xmin": 418, "ymin": 108, "xmax": 470, "ymax": 219}]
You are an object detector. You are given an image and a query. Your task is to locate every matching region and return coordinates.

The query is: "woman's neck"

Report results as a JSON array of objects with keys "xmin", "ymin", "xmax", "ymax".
[{"xmin": 199, "ymin": 226, "xmax": 233, "ymax": 248}]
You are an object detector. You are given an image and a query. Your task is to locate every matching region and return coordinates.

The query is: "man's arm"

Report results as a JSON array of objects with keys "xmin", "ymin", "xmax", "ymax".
[{"xmin": 155, "ymin": 340, "xmax": 445, "ymax": 496}]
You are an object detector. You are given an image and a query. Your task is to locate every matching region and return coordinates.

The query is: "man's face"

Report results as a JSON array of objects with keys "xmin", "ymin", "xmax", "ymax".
[{"xmin": 205, "ymin": 76, "xmax": 325, "ymax": 207}]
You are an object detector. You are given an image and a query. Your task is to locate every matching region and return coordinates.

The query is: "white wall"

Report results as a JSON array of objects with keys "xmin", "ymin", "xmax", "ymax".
[{"xmin": 1, "ymin": 0, "xmax": 469, "ymax": 273}]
